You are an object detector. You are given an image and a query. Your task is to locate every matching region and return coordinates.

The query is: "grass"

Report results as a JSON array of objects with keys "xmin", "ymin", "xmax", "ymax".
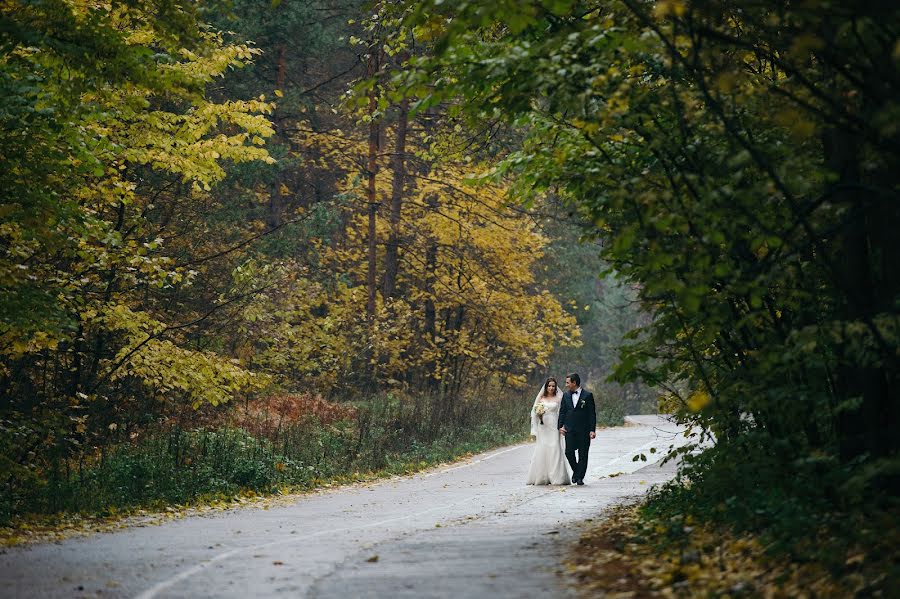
[{"xmin": 1, "ymin": 391, "xmax": 529, "ymax": 536}]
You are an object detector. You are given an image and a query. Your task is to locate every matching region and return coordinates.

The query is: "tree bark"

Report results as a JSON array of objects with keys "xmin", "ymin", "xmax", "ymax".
[
  {"xmin": 267, "ymin": 45, "xmax": 288, "ymax": 229},
  {"xmin": 383, "ymin": 88, "xmax": 409, "ymax": 299},
  {"xmin": 365, "ymin": 46, "xmax": 381, "ymax": 320},
  {"xmin": 276, "ymin": 45, "xmax": 286, "ymax": 90},
  {"xmin": 824, "ymin": 125, "xmax": 890, "ymax": 461}
]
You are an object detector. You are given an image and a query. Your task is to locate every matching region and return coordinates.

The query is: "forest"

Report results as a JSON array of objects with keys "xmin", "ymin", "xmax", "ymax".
[
  {"xmin": 406, "ymin": 0, "xmax": 898, "ymax": 591},
  {"xmin": 1, "ymin": 0, "xmax": 653, "ymax": 523},
  {"xmin": 2, "ymin": 0, "xmax": 899, "ymax": 593}
]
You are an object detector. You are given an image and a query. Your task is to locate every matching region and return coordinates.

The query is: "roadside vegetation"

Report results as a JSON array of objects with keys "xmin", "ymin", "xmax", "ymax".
[
  {"xmin": 570, "ymin": 502, "xmax": 898, "ymax": 597},
  {"xmin": 1, "ymin": 1, "xmax": 651, "ymax": 534},
  {"xmin": 2, "ymin": 392, "xmax": 526, "ymax": 543},
  {"xmin": 399, "ymin": 0, "xmax": 900, "ymax": 593}
]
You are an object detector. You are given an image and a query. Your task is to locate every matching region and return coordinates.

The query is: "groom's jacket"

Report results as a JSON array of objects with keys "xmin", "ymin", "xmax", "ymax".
[{"xmin": 558, "ymin": 389, "xmax": 597, "ymax": 433}]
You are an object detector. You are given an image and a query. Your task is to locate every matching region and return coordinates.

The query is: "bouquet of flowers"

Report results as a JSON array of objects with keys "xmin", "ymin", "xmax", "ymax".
[{"xmin": 534, "ymin": 401, "xmax": 546, "ymax": 425}]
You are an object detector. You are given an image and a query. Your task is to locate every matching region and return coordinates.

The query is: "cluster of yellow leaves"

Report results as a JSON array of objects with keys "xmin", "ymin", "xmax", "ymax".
[
  {"xmin": 653, "ymin": 0, "xmax": 688, "ymax": 19},
  {"xmin": 232, "ymin": 273, "xmax": 372, "ymax": 392},
  {"xmin": 99, "ymin": 304, "xmax": 265, "ymax": 408},
  {"xmin": 685, "ymin": 389, "xmax": 710, "ymax": 412},
  {"xmin": 0, "ymin": 1, "xmax": 276, "ymax": 406},
  {"xmin": 290, "ymin": 123, "xmax": 580, "ymax": 390},
  {"xmin": 119, "ymin": 100, "xmax": 275, "ymax": 191},
  {"xmin": 80, "ymin": 26, "xmax": 276, "ymax": 191}
]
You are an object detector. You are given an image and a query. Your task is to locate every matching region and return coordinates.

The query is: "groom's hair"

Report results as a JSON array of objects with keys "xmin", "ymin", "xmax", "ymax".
[{"xmin": 567, "ymin": 372, "xmax": 581, "ymax": 386}]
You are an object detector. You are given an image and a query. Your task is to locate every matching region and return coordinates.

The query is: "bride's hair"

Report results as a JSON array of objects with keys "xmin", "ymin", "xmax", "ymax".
[{"xmin": 542, "ymin": 377, "xmax": 558, "ymax": 397}]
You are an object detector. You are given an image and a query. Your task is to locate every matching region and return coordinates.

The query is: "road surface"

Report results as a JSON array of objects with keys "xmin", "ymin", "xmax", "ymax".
[{"xmin": 0, "ymin": 415, "xmax": 689, "ymax": 598}]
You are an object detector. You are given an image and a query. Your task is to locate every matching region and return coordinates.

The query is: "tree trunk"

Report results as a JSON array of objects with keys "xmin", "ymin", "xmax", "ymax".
[
  {"xmin": 383, "ymin": 90, "xmax": 409, "ymax": 299},
  {"xmin": 422, "ymin": 192, "xmax": 439, "ymax": 391},
  {"xmin": 276, "ymin": 45, "xmax": 286, "ymax": 90},
  {"xmin": 418, "ymin": 102, "xmax": 440, "ymax": 391},
  {"xmin": 365, "ymin": 45, "xmax": 381, "ymax": 321},
  {"xmin": 267, "ymin": 45, "xmax": 288, "ymax": 229},
  {"xmin": 824, "ymin": 126, "xmax": 889, "ymax": 461}
]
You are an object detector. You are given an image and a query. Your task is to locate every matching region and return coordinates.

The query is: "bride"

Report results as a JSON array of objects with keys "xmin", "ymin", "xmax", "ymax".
[{"xmin": 526, "ymin": 377, "xmax": 571, "ymax": 485}]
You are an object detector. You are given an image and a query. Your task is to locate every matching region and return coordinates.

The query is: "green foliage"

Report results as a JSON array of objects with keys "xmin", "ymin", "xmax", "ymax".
[
  {"xmin": 1, "ymin": 0, "xmax": 596, "ymax": 528},
  {"xmin": 401, "ymin": 0, "xmax": 900, "ymax": 556},
  {"xmin": 0, "ymin": 0, "xmax": 274, "ymax": 513},
  {"xmin": 3, "ymin": 392, "xmax": 526, "ymax": 522},
  {"xmin": 538, "ymin": 215, "xmax": 657, "ymax": 415}
]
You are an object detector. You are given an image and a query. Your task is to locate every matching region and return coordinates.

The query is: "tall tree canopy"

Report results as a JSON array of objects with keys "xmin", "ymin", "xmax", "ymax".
[
  {"xmin": 0, "ymin": 0, "xmax": 282, "ymax": 502},
  {"xmin": 1, "ymin": 1, "xmax": 607, "ymax": 519},
  {"xmin": 398, "ymin": 0, "xmax": 900, "ymax": 510}
]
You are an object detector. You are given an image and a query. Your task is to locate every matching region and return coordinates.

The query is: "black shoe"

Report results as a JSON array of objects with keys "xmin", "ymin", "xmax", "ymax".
[{"xmin": 576, "ymin": 479, "xmax": 585, "ymax": 485}]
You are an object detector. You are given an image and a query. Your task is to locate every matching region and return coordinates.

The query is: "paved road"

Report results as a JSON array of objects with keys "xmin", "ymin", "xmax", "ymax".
[{"xmin": 1, "ymin": 415, "xmax": 689, "ymax": 599}]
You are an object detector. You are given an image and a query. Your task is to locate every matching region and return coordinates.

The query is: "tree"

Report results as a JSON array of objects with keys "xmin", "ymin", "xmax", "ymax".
[
  {"xmin": 285, "ymin": 118, "xmax": 581, "ymax": 396},
  {"xmin": 399, "ymin": 0, "xmax": 900, "ymax": 509},
  {"xmin": 1, "ymin": 0, "xmax": 275, "ymax": 505}
]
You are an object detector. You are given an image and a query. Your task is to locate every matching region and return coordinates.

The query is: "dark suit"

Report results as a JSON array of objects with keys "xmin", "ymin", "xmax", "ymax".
[{"xmin": 558, "ymin": 388, "xmax": 597, "ymax": 482}]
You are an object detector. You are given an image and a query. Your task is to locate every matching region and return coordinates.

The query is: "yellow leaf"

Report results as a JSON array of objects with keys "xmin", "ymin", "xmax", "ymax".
[
  {"xmin": 653, "ymin": 0, "xmax": 687, "ymax": 19},
  {"xmin": 687, "ymin": 390, "xmax": 711, "ymax": 412}
]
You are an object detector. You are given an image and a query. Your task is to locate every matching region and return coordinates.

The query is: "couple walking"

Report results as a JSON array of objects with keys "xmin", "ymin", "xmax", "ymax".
[{"xmin": 526, "ymin": 373, "xmax": 597, "ymax": 486}]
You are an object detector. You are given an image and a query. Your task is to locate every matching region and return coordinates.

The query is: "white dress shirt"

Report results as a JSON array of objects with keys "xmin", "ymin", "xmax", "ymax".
[{"xmin": 570, "ymin": 388, "xmax": 581, "ymax": 409}]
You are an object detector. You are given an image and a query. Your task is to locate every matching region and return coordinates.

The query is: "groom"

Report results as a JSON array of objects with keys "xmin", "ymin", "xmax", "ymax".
[{"xmin": 558, "ymin": 373, "xmax": 597, "ymax": 485}]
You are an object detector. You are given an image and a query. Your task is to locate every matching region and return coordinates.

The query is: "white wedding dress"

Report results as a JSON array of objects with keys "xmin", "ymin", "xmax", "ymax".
[{"xmin": 526, "ymin": 392, "xmax": 571, "ymax": 485}]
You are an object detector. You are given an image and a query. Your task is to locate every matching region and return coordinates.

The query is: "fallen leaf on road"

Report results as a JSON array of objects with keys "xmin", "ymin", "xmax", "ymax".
[{"xmin": 366, "ymin": 555, "xmax": 379, "ymax": 562}]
